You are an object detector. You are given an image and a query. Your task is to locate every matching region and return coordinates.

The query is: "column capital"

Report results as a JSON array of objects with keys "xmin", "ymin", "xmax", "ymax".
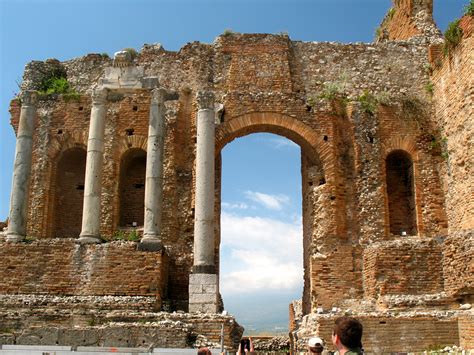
[
  {"xmin": 196, "ymin": 91, "xmax": 215, "ymax": 111},
  {"xmin": 20, "ymin": 90, "xmax": 38, "ymax": 107},
  {"xmin": 91, "ymin": 88, "xmax": 108, "ymax": 105},
  {"xmin": 151, "ymin": 87, "xmax": 168, "ymax": 105}
]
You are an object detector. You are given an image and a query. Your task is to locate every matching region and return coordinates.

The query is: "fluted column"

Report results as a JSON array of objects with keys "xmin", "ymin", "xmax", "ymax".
[
  {"xmin": 139, "ymin": 88, "xmax": 167, "ymax": 251},
  {"xmin": 189, "ymin": 91, "xmax": 219, "ymax": 313},
  {"xmin": 77, "ymin": 88, "xmax": 108, "ymax": 244},
  {"xmin": 6, "ymin": 91, "xmax": 38, "ymax": 243}
]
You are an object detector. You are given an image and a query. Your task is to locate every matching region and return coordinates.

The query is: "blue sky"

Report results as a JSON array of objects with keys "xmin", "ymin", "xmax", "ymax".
[{"xmin": 0, "ymin": 0, "xmax": 467, "ymax": 333}]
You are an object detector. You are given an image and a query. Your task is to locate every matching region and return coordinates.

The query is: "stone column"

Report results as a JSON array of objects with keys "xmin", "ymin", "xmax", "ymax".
[
  {"xmin": 189, "ymin": 91, "xmax": 219, "ymax": 313},
  {"xmin": 77, "ymin": 88, "xmax": 108, "ymax": 244},
  {"xmin": 6, "ymin": 91, "xmax": 38, "ymax": 243},
  {"xmin": 139, "ymin": 88, "xmax": 167, "ymax": 251}
]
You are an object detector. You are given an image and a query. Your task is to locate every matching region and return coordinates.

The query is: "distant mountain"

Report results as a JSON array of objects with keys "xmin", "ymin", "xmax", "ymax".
[{"xmin": 222, "ymin": 291, "xmax": 300, "ymax": 335}]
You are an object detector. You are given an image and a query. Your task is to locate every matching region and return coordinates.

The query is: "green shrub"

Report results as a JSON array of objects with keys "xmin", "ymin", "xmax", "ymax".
[
  {"xmin": 222, "ymin": 28, "xmax": 234, "ymax": 36},
  {"xmin": 425, "ymin": 82, "xmax": 434, "ymax": 95},
  {"xmin": 123, "ymin": 47, "xmax": 138, "ymax": 60},
  {"xmin": 443, "ymin": 20, "xmax": 463, "ymax": 56},
  {"xmin": 465, "ymin": 0, "xmax": 474, "ymax": 16},
  {"xmin": 356, "ymin": 90, "xmax": 377, "ymax": 114},
  {"xmin": 318, "ymin": 82, "xmax": 344, "ymax": 100},
  {"xmin": 387, "ymin": 7, "xmax": 396, "ymax": 19},
  {"xmin": 38, "ymin": 73, "xmax": 80, "ymax": 101},
  {"xmin": 375, "ymin": 91, "xmax": 391, "ymax": 106}
]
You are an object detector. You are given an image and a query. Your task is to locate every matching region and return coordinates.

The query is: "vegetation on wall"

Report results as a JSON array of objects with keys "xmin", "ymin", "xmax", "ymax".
[
  {"xmin": 38, "ymin": 71, "xmax": 80, "ymax": 101},
  {"xmin": 443, "ymin": 19, "xmax": 463, "ymax": 56},
  {"xmin": 465, "ymin": 0, "xmax": 474, "ymax": 16},
  {"xmin": 123, "ymin": 48, "xmax": 138, "ymax": 60}
]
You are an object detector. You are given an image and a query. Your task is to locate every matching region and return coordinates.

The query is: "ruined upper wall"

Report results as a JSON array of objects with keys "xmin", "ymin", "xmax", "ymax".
[
  {"xmin": 18, "ymin": 35, "xmax": 432, "ymax": 108},
  {"xmin": 430, "ymin": 15, "xmax": 474, "ymax": 233},
  {"xmin": 376, "ymin": 0, "xmax": 442, "ymax": 43}
]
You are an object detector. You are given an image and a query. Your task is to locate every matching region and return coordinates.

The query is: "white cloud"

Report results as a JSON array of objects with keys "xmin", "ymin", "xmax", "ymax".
[
  {"xmin": 268, "ymin": 137, "xmax": 299, "ymax": 150},
  {"xmin": 222, "ymin": 202, "xmax": 249, "ymax": 210},
  {"xmin": 220, "ymin": 212, "xmax": 303, "ymax": 294},
  {"xmin": 244, "ymin": 190, "xmax": 289, "ymax": 210}
]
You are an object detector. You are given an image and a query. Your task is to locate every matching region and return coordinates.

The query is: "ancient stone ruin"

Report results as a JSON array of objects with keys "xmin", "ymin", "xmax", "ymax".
[{"xmin": 0, "ymin": 0, "xmax": 472, "ymax": 353}]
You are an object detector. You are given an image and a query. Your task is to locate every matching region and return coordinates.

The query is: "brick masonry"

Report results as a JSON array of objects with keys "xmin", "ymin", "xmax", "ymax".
[
  {"xmin": 2, "ymin": 0, "xmax": 473, "ymax": 352},
  {"xmin": 0, "ymin": 239, "xmax": 168, "ymax": 303}
]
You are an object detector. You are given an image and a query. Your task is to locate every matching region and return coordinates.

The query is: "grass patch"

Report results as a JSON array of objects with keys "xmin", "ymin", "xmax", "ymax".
[
  {"xmin": 443, "ymin": 19, "xmax": 463, "ymax": 56},
  {"xmin": 222, "ymin": 29, "xmax": 234, "ymax": 36},
  {"xmin": 113, "ymin": 229, "xmax": 140, "ymax": 242}
]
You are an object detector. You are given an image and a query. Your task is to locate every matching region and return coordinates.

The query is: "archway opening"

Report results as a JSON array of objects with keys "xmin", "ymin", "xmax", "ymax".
[
  {"xmin": 386, "ymin": 150, "xmax": 417, "ymax": 236},
  {"xmin": 219, "ymin": 132, "xmax": 303, "ymax": 335},
  {"xmin": 53, "ymin": 147, "xmax": 86, "ymax": 237},
  {"xmin": 119, "ymin": 148, "xmax": 146, "ymax": 227}
]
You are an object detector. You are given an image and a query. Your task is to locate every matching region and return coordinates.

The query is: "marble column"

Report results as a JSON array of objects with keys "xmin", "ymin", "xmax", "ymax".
[
  {"xmin": 189, "ymin": 91, "xmax": 219, "ymax": 313},
  {"xmin": 6, "ymin": 91, "xmax": 38, "ymax": 243},
  {"xmin": 77, "ymin": 88, "xmax": 108, "ymax": 244},
  {"xmin": 139, "ymin": 88, "xmax": 167, "ymax": 251}
]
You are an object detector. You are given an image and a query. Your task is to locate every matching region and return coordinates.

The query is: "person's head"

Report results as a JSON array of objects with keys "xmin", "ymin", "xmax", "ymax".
[
  {"xmin": 331, "ymin": 316, "xmax": 363, "ymax": 350},
  {"xmin": 197, "ymin": 347, "xmax": 211, "ymax": 355},
  {"xmin": 307, "ymin": 337, "xmax": 324, "ymax": 353}
]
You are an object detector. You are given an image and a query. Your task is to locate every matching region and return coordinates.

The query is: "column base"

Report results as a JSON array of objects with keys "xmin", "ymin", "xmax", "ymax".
[
  {"xmin": 5, "ymin": 233, "xmax": 25, "ymax": 243},
  {"xmin": 76, "ymin": 235, "xmax": 102, "ymax": 244},
  {"xmin": 137, "ymin": 236, "xmax": 163, "ymax": 252},
  {"xmin": 189, "ymin": 273, "xmax": 219, "ymax": 313}
]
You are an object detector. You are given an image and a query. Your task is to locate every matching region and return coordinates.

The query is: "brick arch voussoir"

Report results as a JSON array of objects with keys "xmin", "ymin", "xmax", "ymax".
[
  {"xmin": 49, "ymin": 130, "xmax": 88, "ymax": 160},
  {"xmin": 216, "ymin": 112, "xmax": 328, "ymax": 172},
  {"xmin": 117, "ymin": 135, "xmax": 148, "ymax": 158},
  {"xmin": 382, "ymin": 136, "xmax": 419, "ymax": 162}
]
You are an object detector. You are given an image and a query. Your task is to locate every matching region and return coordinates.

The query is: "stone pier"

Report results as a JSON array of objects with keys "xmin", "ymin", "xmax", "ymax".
[
  {"xmin": 189, "ymin": 91, "xmax": 219, "ymax": 313},
  {"xmin": 77, "ymin": 88, "xmax": 108, "ymax": 244},
  {"xmin": 6, "ymin": 91, "xmax": 38, "ymax": 243}
]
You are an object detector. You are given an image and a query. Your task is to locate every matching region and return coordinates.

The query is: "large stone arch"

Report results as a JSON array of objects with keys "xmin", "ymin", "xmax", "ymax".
[
  {"xmin": 216, "ymin": 112, "xmax": 328, "ymax": 175},
  {"xmin": 214, "ymin": 111, "xmax": 334, "ymax": 315}
]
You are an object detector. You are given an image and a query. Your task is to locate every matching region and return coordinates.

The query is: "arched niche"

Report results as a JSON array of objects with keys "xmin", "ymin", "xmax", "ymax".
[
  {"xmin": 52, "ymin": 147, "xmax": 87, "ymax": 237},
  {"xmin": 118, "ymin": 148, "xmax": 147, "ymax": 227},
  {"xmin": 385, "ymin": 149, "xmax": 417, "ymax": 236}
]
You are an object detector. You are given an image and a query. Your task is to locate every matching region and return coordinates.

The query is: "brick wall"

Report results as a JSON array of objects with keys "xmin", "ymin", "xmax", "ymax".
[
  {"xmin": 459, "ymin": 313, "xmax": 474, "ymax": 349},
  {"xmin": 363, "ymin": 237, "xmax": 444, "ymax": 298},
  {"xmin": 442, "ymin": 230, "xmax": 474, "ymax": 298},
  {"xmin": 313, "ymin": 314, "xmax": 459, "ymax": 353},
  {"xmin": 5, "ymin": 29, "xmax": 464, "ymax": 316},
  {"xmin": 431, "ymin": 16, "xmax": 474, "ymax": 233},
  {"xmin": 0, "ymin": 240, "xmax": 168, "ymax": 303}
]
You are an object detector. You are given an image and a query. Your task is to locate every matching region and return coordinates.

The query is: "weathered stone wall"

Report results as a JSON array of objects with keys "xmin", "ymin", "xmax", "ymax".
[
  {"xmin": 294, "ymin": 313, "xmax": 462, "ymax": 353},
  {"xmin": 0, "ymin": 296, "xmax": 243, "ymax": 351},
  {"xmin": 363, "ymin": 237, "xmax": 444, "ymax": 298},
  {"xmin": 0, "ymin": 240, "xmax": 168, "ymax": 302},
  {"xmin": 4, "ymin": 2, "xmax": 472, "ymax": 350},
  {"xmin": 430, "ymin": 15, "xmax": 474, "ymax": 233},
  {"xmin": 8, "ymin": 31, "xmax": 453, "ymax": 312},
  {"xmin": 442, "ymin": 230, "xmax": 474, "ymax": 299}
]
